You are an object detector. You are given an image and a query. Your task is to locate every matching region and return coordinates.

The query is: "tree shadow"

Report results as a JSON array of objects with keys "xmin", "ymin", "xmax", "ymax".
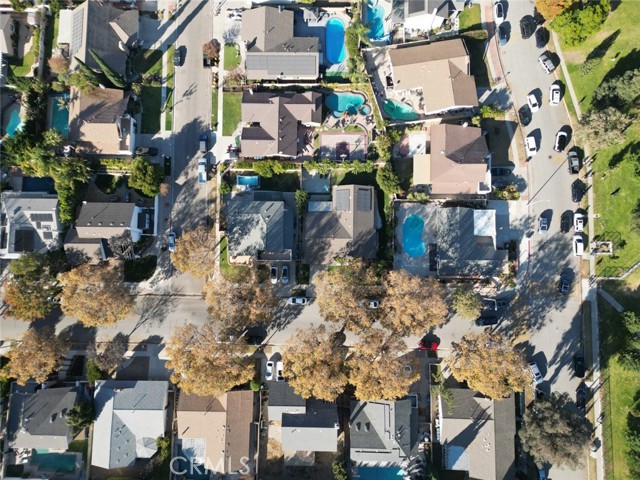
[
  {"xmin": 602, "ymin": 48, "xmax": 640, "ymax": 84},
  {"xmin": 608, "ymin": 140, "xmax": 640, "ymax": 170},
  {"xmin": 586, "ymin": 29, "xmax": 621, "ymax": 62},
  {"xmin": 129, "ymin": 291, "xmax": 179, "ymax": 336}
]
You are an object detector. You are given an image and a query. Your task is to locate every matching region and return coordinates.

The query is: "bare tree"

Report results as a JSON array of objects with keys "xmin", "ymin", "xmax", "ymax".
[{"xmin": 108, "ymin": 231, "xmax": 134, "ymax": 260}]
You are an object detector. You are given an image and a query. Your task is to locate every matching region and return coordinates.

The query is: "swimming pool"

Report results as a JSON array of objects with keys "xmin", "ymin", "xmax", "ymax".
[
  {"xmin": 325, "ymin": 92, "xmax": 366, "ymax": 117},
  {"xmin": 365, "ymin": 0, "xmax": 386, "ymax": 41},
  {"xmin": 237, "ymin": 175, "xmax": 260, "ymax": 187},
  {"xmin": 403, "ymin": 214, "xmax": 426, "ymax": 258},
  {"xmin": 31, "ymin": 451, "xmax": 77, "ymax": 473},
  {"xmin": 358, "ymin": 466, "xmax": 406, "ymax": 479},
  {"xmin": 384, "ymin": 99, "xmax": 420, "ymax": 121},
  {"xmin": 4, "ymin": 106, "xmax": 23, "ymax": 138},
  {"xmin": 326, "ymin": 18, "xmax": 346, "ymax": 64},
  {"xmin": 50, "ymin": 93, "xmax": 69, "ymax": 137}
]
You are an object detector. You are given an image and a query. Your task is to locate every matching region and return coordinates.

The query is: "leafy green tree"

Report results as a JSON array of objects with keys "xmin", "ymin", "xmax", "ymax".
[
  {"xmin": 332, "ymin": 459, "xmax": 349, "ymax": 480},
  {"xmin": 294, "ymin": 189, "xmax": 310, "ymax": 216},
  {"xmin": 452, "ymin": 287, "xmax": 483, "ymax": 320},
  {"xmin": 376, "ymin": 165, "xmax": 403, "ymax": 196},
  {"xmin": 552, "ymin": 0, "xmax": 610, "ymax": 47},
  {"xmin": 593, "ymin": 68, "xmax": 640, "ymax": 110},
  {"xmin": 129, "ymin": 157, "xmax": 163, "ymax": 197},
  {"xmin": 73, "ymin": 57, "xmax": 102, "ymax": 86},
  {"xmin": 65, "ymin": 402, "xmax": 94, "ymax": 435},
  {"xmin": 85, "ymin": 360, "xmax": 105, "ymax": 384},
  {"xmin": 579, "ymin": 106, "xmax": 631, "ymax": 148},
  {"xmin": 479, "ymin": 104, "xmax": 505, "ymax": 119},
  {"xmin": 88, "ymin": 49, "xmax": 126, "ymax": 88},
  {"xmin": 535, "ymin": 0, "xmax": 575, "ymax": 21},
  {"xmin": 519, "ymin": 392, "xmax": 592, "ymax": 468}
]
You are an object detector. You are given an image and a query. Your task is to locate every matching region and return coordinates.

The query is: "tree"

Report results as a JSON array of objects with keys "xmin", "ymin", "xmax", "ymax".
[
  {"xmin": 108, "ymin": 231, "xmax": 134, "ymax": 259},
  {"xmin": 170, "ymin": 225, "xmax": 217, "ymax": 277},
  {"xmin": 446, "ymin": 331, "xmax": 530, "ymax": 399},
  {"xmin": 129, "ymin": 157, "xmax": 163, "ymax": 197},
  {"xmin": 479, "ymin": 104, "xmax": 505, "ymax": 119},
  {"xmin": 348, "ymin": 329, "xmax": 419, "ymax": 401},
  {"xmin": 166, "ymin": 323, "xmax": 254, "ymax": 397},
  {"xmin": 203, "ymin": 273, "xmax": 279, "ymax": 335},
  {"xmin": 59, "ymin": 263, "xmax": 134, "ymax": 327},
  {"xmin": 89, "ymin": 49, "xmax": 126, "ymax": 88},
  {"xmin": 551, "ymin": 0, "xmax": 610, "ymax": 47},
  {"xmin": 2, "ymin": 327, "xmax": 69, "ymax": 385},
  {"xmin": 87, "ymin": 333, "xmax": 129, "ymax": 375},
  {"xmin": 65, "ymin": 401, "xmax": 94, "ymax": 435},
  {"xmin": 593, "ymin": 68, "xmax": 640, "ymax": 110},
  {"xmin": 73, "ymin": 57, "xmax": 102, "ymax": 86},
  {"xmin": 48, "ymin": 55, "xmax": 70, "ymax": 75},
  {"xmin": 380, "ymin": 270, "xmax": 448, "ymax": 336},
  {"xmin": 535, "ymin": 0, "xmax": 575, "ymax": 21},
  {"xmin": 452, "ymin": 287, "xmax": 483, "ymax": 320},
  {"xmin": 314, "ymin": 259, "xmax": 381, "ymax": 332},
  {"xmin": 579, "ymin": 106, "xmax": 631, "ymax": 148},
  {"xmin": 284, "ymin": 325, "xmax": 348, "ymax": 401},
  {"xmin": 294, "ymin": 189, "xmax": 310, "ymax": 216},
  {"xmin": 376, "ymin": 165, "xmax": 403, "ymax": 196},
  {"xmin": 332, "ymin": 460, "xmax": 349, "ymax": 480},
  {"xmin": 519, "ymin": 392, "xmax": 592, "ymax": 468},
  {"xmin": 202, "ymin": 40, "xmax": 220, "ymax": 59}
]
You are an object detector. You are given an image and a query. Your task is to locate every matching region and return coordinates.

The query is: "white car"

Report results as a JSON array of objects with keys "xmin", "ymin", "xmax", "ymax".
[
  {"xmin": 275, "ymin": 361, "xmax": 284, "ymax": 382},
  {"xmin": 368, "ymin": 300, "xmax": 380, "ymax": 309},
  {"xmin": 574, "ymin": 213, "xmax": 584, "ymax": 233},
  {"xmin": 529, "ymin": 361, "xmax": 543, "ymax": 385},
  {"xmin": 538, "ymin": 216, "xmax": 548, "ymax": 234},
  {"xmin": 573, "ymin": 234, "xmax": 584, "ymax": 256},
  {"xmin": 549, "ymin": 84, "xmax": 561, "ymax": 105},
  {"xmin": 168, "ymin": 232, "xmax": 176, "ymax": 252},
  {"xmin": 269, "ymin": 266, "xmax": 278, "ymax": 284},
  {"xmin": 265, "ymin": 361, "xmax": 274, "ymax": 381},
  {"xmin": 525, "ymin": 135, "xmax": 538, "ymax": 157},
  {"xmin": 527, "ymin": 93, "xmax": 540, "ymax": 112},
  {"xmin": 493, "ymin": 1, "xmax": 505, "ymax": 25},
  {"xmin": 287, "ymin": 296, "xmax": 308, "ymax": 306}
]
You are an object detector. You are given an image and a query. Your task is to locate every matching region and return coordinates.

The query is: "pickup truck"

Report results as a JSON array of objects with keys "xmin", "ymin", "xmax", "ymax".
[{"xmin": 198, "ymin": 158, "xmax": 207, "ymax": 184}]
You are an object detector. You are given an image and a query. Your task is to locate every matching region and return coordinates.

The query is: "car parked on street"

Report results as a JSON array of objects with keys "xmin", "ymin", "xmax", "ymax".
[
  {"xmin": 520, "ymin": 17, "xmax": 533, "ymax": 39},
  {"xmin": 538, "ymin": 216, "xmax": 548, "ymax": 234},
  {"xmin": 287, "ymin": 296, "xmax": 308, "ymax": 306},
  {"xmin": 567, "ymin": 150, "xmax": 580, "ymax": 174},
  {"xmin": 538, "ymin": 51, "xmax": 555, "ymax": 74},
  {"xmin": 518, "ymin": 105, "xmax": 532, "ymax": 126},
  {"xmin": 561, "ymin": 211, "xmax": 572, "ymax": 233},
  {"xmin": 198, "ymin": 158, "xmax": 207, "ymax": 184},
  {"xmin": 553, "ymin": 130, "xmax": 568, "ymax": 152},
  {"xmin": 168, "ymin": 232, "xmax": 176, "ymax": 252},
  {"xmin": 270, "ymin": 266, "xmax": 278, "ymax": 284},
  {"xmin": 526, "ymin": 135, "xmax": 538, "ymax": 157},
  {"xmin": 497, "ymin": 24, "xmax": 508, "ymax": 46},
  {"xmin": 174, "ymin": 46, "xmax": 183, "ymax": 67},
  {"xmin": 559, "ymin": 273, "xmax": 571, "ymax": 294},
  {"xmin": 549, "ymin": 83, "xmax": 562, "ymax": 105},
  {"xmin": 572, "ymin": 180, "xmax": 585, "ymax": 203},
  {"xmin": 281, "ymin": 265, "xmax": 289, "ymax": 284},
  {"xmin": 527, "ymin": 93, "xmax": 540, "ymax": 112},
  {"xmin": 574, "ymin": 212, "xmax": 584, "ymax": 232},
  {"xmin": 475, "ymin": 314, "xmax": 499, "ymax": 327},
  {"xmin": 494, "ymin": 1, "xmax": 505, "ymax": 24},
  {"xmin": 199, "ymin": 134, "xmax": 208, "ymax": 152},
  {"xmin": 134, "ymin": 146, "xmax": 158, "ymax": 156},
  {"xmin": 573, "ymin": 234, "xmax": 585, "ymax": 256},
  {"xmin": 418, "ymin": 339, "xmax": 439, "ymax": 351},
  {"xmin": 265, "ymin": 361, "xmax": 274, "ymax": 381},
  {"xmin": 276, "ymin": 361, "xmax": 284, "ymax": 382},
  {"xmin": 529, "ymin": 361, "xmax": 543, "ymax": 385},
  {"xmin": 576, "ymin": 383, "xmax": 587, "ymax": 411},
  {"xmin": 535, "ymin": 26, "xmax": 548, "ymax": 48},
  {"xmin": 574, "ymin": 354, "xmax": 586, "ymax": 378}
]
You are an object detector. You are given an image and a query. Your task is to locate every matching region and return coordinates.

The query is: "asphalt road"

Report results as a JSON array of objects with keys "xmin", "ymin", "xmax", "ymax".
[{"xmin": 498, "ymin": 1, "xmax": 588, "ymax": 478}]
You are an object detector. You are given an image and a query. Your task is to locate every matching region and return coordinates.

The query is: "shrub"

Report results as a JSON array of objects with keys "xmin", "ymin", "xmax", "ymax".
[
  {"xmin": 86, "ymin": 360, "xmax": 105, "ymax": 384},
  {"xmin": 294, "ymin": 189, "xmax": 310, "ymax": 216},
  {"xmin": 124, "ymin": 256, "xmax": 158, "ymax": 282},
  {"xmin": 129, "ymin": 157, "xmax": 163, "ymax": 197},
  {"xmin": 552, "ymin": 0, "xmax": 610, "ymax": 47},
  {"xmin": 376, "ymin": 165, "xmax": 403, "ymax": 196},
  {"xmin": 407, "ymin": 191, "xmax": 429, "ymax": 203},
  {"xmin": 249, "ymin": 379, "xmax": 261, "ymax": 392},
  {"xmin": 479, "ymin": 104, "xmax": 505, "ymax": 119},
  {"xmin": 580, "ymin": 58, "xmax": 601, "ymax": 75},
  {"xmin": 461, "ymin": 29, "xmax": 489, "ymax": 40}
]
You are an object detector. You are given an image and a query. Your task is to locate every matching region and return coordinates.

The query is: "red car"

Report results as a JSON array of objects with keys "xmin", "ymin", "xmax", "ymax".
[{"xmin": 418, "ymin": 339, "xmax": 439, "ymax": 351}]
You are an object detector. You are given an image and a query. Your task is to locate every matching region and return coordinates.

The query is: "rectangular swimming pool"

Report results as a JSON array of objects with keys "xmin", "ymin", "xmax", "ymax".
[
  {"xmin": 237, "ymin": 175, "xmax": 260, "ymax": 187},
  {"xmin": 31, "ymin": 451, "xmax": 77, "ymax": 473},
  {"xmin": 49, "ymin": 94, "xmax": 69, "ymax": 137},
  {"xmin": 358, "ymin": 466, "xmax": 406, "ymax": 479}
]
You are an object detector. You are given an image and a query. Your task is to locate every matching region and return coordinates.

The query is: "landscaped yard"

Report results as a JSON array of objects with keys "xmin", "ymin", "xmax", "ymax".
[
  {"xmin": 165, "ymin": 45, "xmax": 175, "ymax": 131},
  {"xmin": 212, "ymin": 88, "xmax": 219, "ymax": 127},
  {"xmin": 220, "ymin": 236, "xmax": 250, "ymax": 283},
  {"xmin": 222, "ymin": 92, "xmax": 242, "ymax": 136},
  {"xmin": 260, "ymin": 173, "xmax": 300, "ymax": 192},
  {"xmin": 224, "ymin": 44, "xmax": 241, "ymax": 70},
  {"xmin": 10, "ymin": 48, "xmax": 36, "ymax": 77},
  {"xmin": 134, "ymin": 49, "xmax": 164, "ymax": 134},
  {"xmin": 458, "ymin": 5, "xmax": 491, "ymax": 88},
  {"xmin": 459, "ymin": 3, "xmax": 481, "ymax": 32},
  {"xmin": 562, "ymin": 1, "xmax": 640, "ymax": 277}
]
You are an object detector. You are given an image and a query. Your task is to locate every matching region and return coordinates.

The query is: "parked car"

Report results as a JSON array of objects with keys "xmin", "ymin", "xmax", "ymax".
[
  {"xmin": 574, "ymin": 354, "xmax": 586, "ymax": 378},
  {"xmin": 560, "ymin": 211, "xmax": 572, "ymax": 233},
  {"xmin": 490, "ymin": 167, "xmax": 511, "ymax": 176},
  {"xmin": 265, "ymin": 361, "xmax": 274, "ymax": 381},
  {"xmin": 520, "ymin": 17, "xmax": 533, "ymax": 39},
  {"xmin": 538, "ymin": 51, "xmax": 555, "ymax": 74},
  {"xmin": 525, "ymin": 135, "xmax": 538, "ymax": 157},
  {"xmin": 418, "ymin": 339, "xmax": 439, "ymax": 351},
  {"xmin": 281, "ymin": 265, "xmax": 289, "ymax": 284},
  {"xmin": 174, "ymin": 46, "xmax": 183, "ymax": 67},
  {"xmin": 199, "ymin": 134, "xmax": 208, "ymax": 152},
  {"xmin": 168, "ymin": 232, "xmax": 176, "ymax": 252},
  {"xmin": 538, "ymin": 216, "xmax": 548, "ymax": 234},
  {"xmin": 475, "ymin": 315, "xmax": 499, "ymax": 327},
  {"xmin": 482, "ymin": 298, "xmax": 497, "ymax": 311},
  {"xmin": 198, "ymin": 158, "xmax": 207, "ymax": 184},
  {"xmin": 134, "ymin": 146, "xmax": 159, "ymax": 156},
  {"xmin": 549, "ymin": 83, "xmax": 562, "ymax": 105},
  {"xmin": 572, "ymin": 180, "xmax": 585, "ymax": 203},
  {"xmin": 535, "ymin": 26, "xmax": 548, "ymax": 48},
  {"xmin": 553, "ymin": 130, "xmax": 568, "ymax": 152},
  {"xmin": 567, "ymin": 150, "xmax": 580, "ymax": 174},
  {"xmin": 287, "ymin": 296, "xmax": 308, "ymax": 306},
  {"xmin": 573, "ymin": 234, "xmax": 585, "ymax": 256},
  {"xmin": 494, "ymin": 1, "xmax": 505, "ymax": 24},
  {"xmin": 269, "ymin": 266, "xmax": 278, "ymax": 284},
  {"xmin": 275, "ymin": 361, "xmax": 284, "ymax": 382},
  {"xmin": 527, "ymin": 93, "xmax": 540, "ymax": 112},
  {"xmin": 529, "ymin": 361, "xmax": 543, "ymax": 385},
  {"xmin": 518, "ymin": 105, "xmax": 532, "ymax": 126},
  {"xmin": 559, "ymin": 272, "xmax": 571, "ymax": 294},
  {"xmin": 246, "ymin": 334, "xmax": 265, "ymax": 345},
  {"xmin": 497, "ymin": 24, "xmax": 508, "ymax": 46},
  {"xmin": 368, "ymin": 300, "xmax": 380, "ymax": 309},
  {"xmin": 574, "ymin": 212, "xmax": 584, "ymax": 232},
  {"xmin": 576, "ymin": 383, "xmax": 587, "ymax": 411}
]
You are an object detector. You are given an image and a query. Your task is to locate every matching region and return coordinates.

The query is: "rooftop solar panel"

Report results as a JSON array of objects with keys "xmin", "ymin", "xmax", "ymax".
[
  {"xmin": 335, "ymin": 189, "xmax": 350, "ymax": 212},
  {"xmin": 356, "ymin": 188, "xmax": 372, "ymax": 211}
]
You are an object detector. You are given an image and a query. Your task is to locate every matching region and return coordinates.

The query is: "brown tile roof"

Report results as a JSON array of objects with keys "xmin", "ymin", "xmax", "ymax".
[
  {"xmin": 389, "ymin": 39, "xmax": 478, "ymax": 113},
  {"xmin": 240, "ymin": 91, "xmax": 322, "ymax": 158}
]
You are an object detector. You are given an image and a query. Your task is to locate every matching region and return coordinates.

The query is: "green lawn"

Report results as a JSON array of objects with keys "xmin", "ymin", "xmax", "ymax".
[
  {"xmin": 141, "ymin": 86, "xmax": 162, "ymax": 134},
  {"xmin": 459, "ymin": 4, "xmax": 481, "ymax": 32},
  {"xmin": 599, "ymin": 300, "xmax": 640, "ymax": 480},
  {"xmin": 10, "ymin": 48, "xmax": 36, "ymax": 77},
  {"xmin": 133, "ymin": 49, "xmax": 163, "ymax": 76},
  {"xmin": 220, "ymin": 236, "xmax": 250, "ymax": 283},
  {"xmin": 212, "ymin": 88, "xmax": 219, "ymax": 127},
  {"xmin": 223, "ymin": 44, "xmax": 241, "ymax": 70},
  {"xmin": 260, "ymin": 173, "xmax": 300, "ymax": 192},
  {"xmin": 222, "ymin": 92, "xmax": 242, "ymax": 136}
]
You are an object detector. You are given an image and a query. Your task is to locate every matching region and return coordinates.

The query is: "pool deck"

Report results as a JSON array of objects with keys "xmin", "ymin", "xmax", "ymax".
[
  {"xmin": 293, "ymin": 9, "xmax": 350, "ymax": 75},
  {"xmin": 318, "ymin": 131, "xmax": 368, "ymax": 161},
  {"xmin": 394, "ymin": 202, "xmax": 438, "ymax": 277}
]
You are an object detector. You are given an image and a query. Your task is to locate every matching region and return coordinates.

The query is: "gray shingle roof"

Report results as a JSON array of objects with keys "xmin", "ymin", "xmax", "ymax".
[
  {"xmin": 74, "ymin": 202, "xmax": 135, "ymax": 238},
  {"xmin": 281, "ymin": 400, "xmax": 338, "ymax": 453},
  {"xmin": 267, "ymin": 382, "xmax": 306, "ymax": 422}
]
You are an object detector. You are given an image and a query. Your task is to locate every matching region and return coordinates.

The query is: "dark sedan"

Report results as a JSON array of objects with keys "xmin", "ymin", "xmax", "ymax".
[
  {"xmin": 475, "ymin": 315, "xmax": 499, "ymax": 327},
  {"xmin": 574, "ymin": 354, "xmax": 586, "ymax": 378},
  {"xmin": 571, "ymin": 180, "xmax": 585, "ymax": 203},
  {"xmin": 518, "ymin": 105, "xmax": 532, "ymax": 126},
  {"xmin": 535, "ymin": 27, "xmax": 549, "ymax": 48},
  {"xmin": 134, "ymin": 146, "xmax": 159, "ymax": 156},
  {"xmin": 520, "ymin": 17, "xmax": 534, "ymax": 39}
]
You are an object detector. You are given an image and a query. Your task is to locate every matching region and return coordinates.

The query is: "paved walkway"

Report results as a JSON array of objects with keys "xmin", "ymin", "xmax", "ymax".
[
  {"xmin": 552, "ymin": 31, "xmax": 583, "ymax": 120},
  {"xmin": 597, "ymin": 288, "xmax": 624, "ymax": 313}
]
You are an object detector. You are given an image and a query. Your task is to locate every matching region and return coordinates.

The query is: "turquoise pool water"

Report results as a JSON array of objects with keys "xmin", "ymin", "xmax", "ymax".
[
  {"xmin": 237, "ymin": 175, "xmax": 260, "ymax": 187},
  {"xmin": 5, "ymin": 107, "xmax": 23, "ymax": 138},
  {"xmin": 325, "ymin": 92, "xmax": 365, "ymax": 116},
  {"xmin": 403, "ymin": 214, "xmax": 426, "ymax": 258},
  {"xmin": 326, "ymin": 18, "xmax": 346, "ymax": 64},
  {"xmin": 365, "ymin": 0, "xmax": 386, "ymax": 41},
  {"xmin": 31, "ymin": 451, "xmax": 77, "ymax": 472},
  {"xmin": 384, "ymin": 99, "xmax": 420, "ymax": 121},
  {"xmin": 358, "ymin": 466, "xmax": 406, "ymax": 479},
  {"xmin": 50, "ymin": 93, "xmax": 69, "ymax": 137}
]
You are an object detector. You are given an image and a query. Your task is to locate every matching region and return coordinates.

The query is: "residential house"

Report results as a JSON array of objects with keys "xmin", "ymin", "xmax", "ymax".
[
  {"xmin": 64, "ymin": 201, "xmax": 152, "ymax": 264},
  {"xmin": 267, "ymin": 381, "xmax": 307, "ymax": 423},
  {"xmin": 438, "ymin": 388, "xmax": 516, "ymax": 479},
  {"xmin": 350, "ymin": 399, "xmax": 420, "ymax": 472},
  {"xmin": 281, "ymin": 399, "xmax": 338, "ymax": 466},
  {"xmin": 240, "ymin": 91, "xmax": 322, "ymax": 159},
  {"xmin": 0, "ymin": 13, "xmax": 15, "ymax": 56},
  {"xmin": 6, "ymin": 385, "xmax": 80, "ymax": 451},
  {"xmin": 92, "ymin": 380, "xmax": 169, "ymax": 470},
  {"xmin": 176, "ymin": 391, "xmax": 256, "ymax": 476},
  {"xmin": 225, "ymin": 190, "xmax": 294, "ymax": 264},
  {"xmin": 241, "ymin": 6, "xmax": 319, "ymax": 81},
  {"xmin": 435, "ymin": 206, "xmax": 508, "ymax": 278},
  {"xmin": 68, "ymin": 0, "xmax": 138, "ymax": 78},
  {"xmin": 413, "ymin": 123, "xmax": 491, "ymax": 198},
  {"xmin": 67, "ymin": 87, "xmax": 136, "ymax": 155},
  {"xmin": 391, "ymin": 0, "xmax": 468, "ymax": 32},
  {"xmin": 0, "ymin": 191, "xmax": 63, "ymax": 259},
  {"xmin": 304, "ymin": 185, "xmax": 379, "ymax": 265},
  {"xmin": 388, "ymin": 38, "xmax": 478, "ymax": 115}
]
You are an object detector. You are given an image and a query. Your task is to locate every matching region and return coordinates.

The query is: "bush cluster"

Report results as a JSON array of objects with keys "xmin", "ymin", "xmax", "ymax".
[{"xmin": 552, "ymin": 0, "xmax": 610, "ymax": 47}]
